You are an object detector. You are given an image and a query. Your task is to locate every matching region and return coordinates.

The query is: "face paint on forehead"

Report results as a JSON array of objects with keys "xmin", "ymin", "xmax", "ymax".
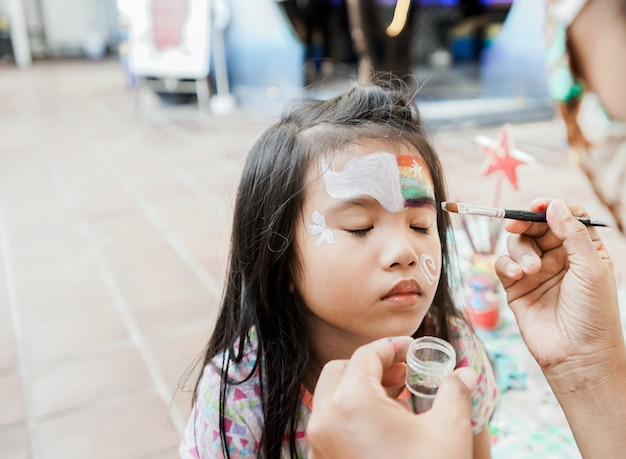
[
  {"xmin": 321, "ymin": 152, "xmax": 436, "ymax": 211},
  {"xmin": 397, "ymin": 155, "xmax": 436, "ymax": 207},
  {"xmin": 322, "ymin": 152, "xmax": 404, "ymax": 212}
]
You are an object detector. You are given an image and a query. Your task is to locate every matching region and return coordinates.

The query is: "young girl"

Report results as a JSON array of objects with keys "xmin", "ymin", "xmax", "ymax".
[{"xmin": 180, "ymin": 81, "xmax": 498, "ymax": 458}]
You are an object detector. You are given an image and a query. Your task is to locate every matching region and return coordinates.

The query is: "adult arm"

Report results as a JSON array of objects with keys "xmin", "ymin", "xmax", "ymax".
[{"xmin": 495, "ymin": 198, "xmax": 626, "ymax": 458}]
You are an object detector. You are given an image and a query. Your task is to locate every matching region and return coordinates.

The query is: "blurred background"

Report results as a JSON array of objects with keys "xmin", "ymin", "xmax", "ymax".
[{"xmin": 1, "ymin": 0, "xmax": 625, "ymax": 458}]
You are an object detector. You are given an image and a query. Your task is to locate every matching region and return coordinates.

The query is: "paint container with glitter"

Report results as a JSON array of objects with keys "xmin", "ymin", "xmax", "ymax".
[{"xmin": 405, "ymin": 336, "xmax": 456, "ymax": 413}]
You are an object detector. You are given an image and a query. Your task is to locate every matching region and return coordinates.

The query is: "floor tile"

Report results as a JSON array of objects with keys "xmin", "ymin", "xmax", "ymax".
[
  {"xmin": 29, "ymin": 348, "xmax": 152, "ymax": 419},
  {"xmin": 0, "ymin": 330, "xmax": 17, "ymax": 373},
  {"xmin": 0, "ymin": 424, "xmax": 29, "ymax": 459},
  {"xmin": 129, "ymin": 289, "xmax": 216, "ymax": 337},
  {"xmin": 0, "ymin": 372, "xmax": 24, "ymax": 426},
  {"xmin": 36, "ymin": 392, "xmax": 180, "ymax": 459},
  {"xmin": 22, "ymin": 304, "xmax": 128, "ymax": 365},
  {"xmin": 16, "ymin": 276, "xmax": 113, "ymax": 325}
]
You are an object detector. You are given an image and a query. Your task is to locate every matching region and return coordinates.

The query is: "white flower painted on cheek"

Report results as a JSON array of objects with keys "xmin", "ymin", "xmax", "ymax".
[
  {"xmin": 420, "ymin": 253, "xmax": 438, "ymax": 285},
  {"xmin": 308, "ymin": 211, "xmax": 335, "ymax": 245}
]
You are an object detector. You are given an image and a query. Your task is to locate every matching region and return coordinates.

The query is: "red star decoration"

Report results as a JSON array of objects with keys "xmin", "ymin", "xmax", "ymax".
[{"xmin": 481, "ymin": 124, "xmax": 525, "ymax": 190}]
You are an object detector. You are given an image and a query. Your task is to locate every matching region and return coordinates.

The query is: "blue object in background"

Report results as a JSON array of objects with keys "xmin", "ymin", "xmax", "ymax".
[
  {"xmin": 223, "ymin": 0, "xmax": 305, "ymax": 115},
  {"xmin": 480, "ymin": 0, "xmax": 549, "ymax": 99},
  {"xmin": 452, "ymin": 35, "xmax": 477, "ymax": 61}
]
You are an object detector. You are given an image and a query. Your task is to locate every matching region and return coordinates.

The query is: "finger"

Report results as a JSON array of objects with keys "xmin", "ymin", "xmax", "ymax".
[
  {"xmin": 432, "ymin": 368, "xmax": 475, "ymax": 409},
  {"xmin": 501, "ymin": 196, "xmax": 553, "ymax": 239},
  {"xmin": 502, "ymin": 217, "xmax": 536, "ymax": 236},
  {"xmin": 430, "ymin": 369, "xmax": 475, "ymax": 424},
  {"xmin": 509, "ymin": 232, "xmax": 543, "ymax": 271},
  {"xmin": 501, "ymin": 198, "xmax": 590, "ymax": 272},
  {"xmin": 381, "ymin": 362, "xmax": 407, "ymax": 388},
  {"xmin": 452, "ymin": 367, "xmax": 478, "ymax": 392},
  {"xmin": 494, "ymin": 253, "xmax": 524, "ymax": 289},
  {"xmin": 312, "ymin": 359, "xmax": 348, "ymax": 410},
  {"xmin": 341, "ymin": 336, "xmax": 413, "ymax": 387},
  {"xmin": 529, "ymin": 196, "xmax": 553, "ymax": 210},
  {"xmin": 502, "ymin": 198, "xmax": 588, "ymax": 253},
  {"xmin": 546, "ymin": 199, "xmax": 612, "ymax": 266}
]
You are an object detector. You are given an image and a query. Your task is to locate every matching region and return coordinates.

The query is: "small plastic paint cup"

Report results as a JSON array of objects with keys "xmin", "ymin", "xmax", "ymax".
[{"xmin": 405, "ymin": 336, "xmax": 456, "ymax": 413}]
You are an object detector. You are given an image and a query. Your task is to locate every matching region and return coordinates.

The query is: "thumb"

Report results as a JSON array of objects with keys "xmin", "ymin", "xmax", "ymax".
[
  {"xmin": 426, "ymin": 367, "xmax": 475, "ymax": 456},
  {"xmin": 453, "ymin": 367, "xmax": 478, "ymax": 392},
  {"xmin": 546, "ymin": 199, "xmax": 595, "ymax": 253},
  {"xmin": 430, "ymin": 367, "xmax": 476, "ymax": 416}
]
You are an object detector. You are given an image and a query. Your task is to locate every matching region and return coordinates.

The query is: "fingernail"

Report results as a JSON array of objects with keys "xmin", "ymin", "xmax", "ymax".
[
  {"xmin": 386, "ymin": 336, "xmax": 413, "ymax": 354},
  {"xmin": 521, "ymin": 254, "xmax": 537, "ymax": 270},
  {"xmin": 504, "ymin": 260, "xmax": 521, "ymax": 277},
  {"xmin": 530, "ymin": 197, "xmax": 549, "ymax": 212},
  {"xmin": 550, "ymin": 199, "xmax": 569, "ymax": 219},
  {"xmin": 456, "ymin": 367, "xmax": 477, "ymax": 391}
]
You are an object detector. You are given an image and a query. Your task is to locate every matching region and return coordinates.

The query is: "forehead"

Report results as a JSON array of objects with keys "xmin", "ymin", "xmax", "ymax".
[
  {"xmin": 330, "ymin": 139, "xmax": 427, "ymax": 169},
  {"xmin": 310, "ymin": 139, "xmax": 435, "ymax": 212}
]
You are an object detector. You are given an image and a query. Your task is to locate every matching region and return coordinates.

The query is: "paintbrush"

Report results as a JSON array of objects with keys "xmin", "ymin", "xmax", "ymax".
[{"xmin": 441, "ymin": 201, "xmax": 610, "ymax": 227}]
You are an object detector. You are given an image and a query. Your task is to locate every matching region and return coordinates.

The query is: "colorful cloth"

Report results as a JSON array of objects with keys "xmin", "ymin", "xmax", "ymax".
[{"xmin": 179, "ymin": 318, "xmax": 499, "ymax": 458}]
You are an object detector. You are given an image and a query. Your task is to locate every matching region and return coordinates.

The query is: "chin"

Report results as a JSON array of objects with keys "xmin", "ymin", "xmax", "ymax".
[
  {"xmin": 370, "ymin": 325, "xmax": 419, "ymax": 342},
  {"xmin": 393, "ymin": 316, "xmax": 425, "ymax": 338}
]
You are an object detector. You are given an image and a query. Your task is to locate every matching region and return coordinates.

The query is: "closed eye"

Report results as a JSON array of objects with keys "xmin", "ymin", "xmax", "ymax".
[
  {"xmin": 410, "ymin": 226, "xmax": 430, "ymax": 235},
  {"xmin": 347, "ymin": 227, "xmax": 373, "ymax": 238}
]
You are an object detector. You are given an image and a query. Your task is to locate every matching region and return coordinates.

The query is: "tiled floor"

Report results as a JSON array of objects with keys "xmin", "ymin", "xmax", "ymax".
[{"xmin": 2, "ymin": 58, "xmax": 626, "ymax": 459}]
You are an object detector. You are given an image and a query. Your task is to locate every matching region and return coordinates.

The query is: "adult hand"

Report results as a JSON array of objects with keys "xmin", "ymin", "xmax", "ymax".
[
  {"xmin": 495, "ymin": 198, "xmax": 625, "ymax": 382},
  {"xmin": 307, "ymin": 336, "xmax": 477, "ymax": 459}
]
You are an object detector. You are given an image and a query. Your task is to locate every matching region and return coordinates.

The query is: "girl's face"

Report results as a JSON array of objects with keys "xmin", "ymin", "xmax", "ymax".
[{"xmin": 293, "ymin": 140, "xmax": 442, "ymax": 360}]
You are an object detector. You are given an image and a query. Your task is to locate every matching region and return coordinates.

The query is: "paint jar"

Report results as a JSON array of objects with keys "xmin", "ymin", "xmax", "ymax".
[
  {"xmin": 405, "ymin": 336, "xmax": 456, "ymax": 413},
  {"xmin": 464, "ymin": 253, "xmax": 504, "ymax": 330}
]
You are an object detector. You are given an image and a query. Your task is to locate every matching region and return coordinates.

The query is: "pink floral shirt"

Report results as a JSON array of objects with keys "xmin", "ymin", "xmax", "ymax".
[{"xmin": 179, "ymin": 318, "xmax": 499, "ymax": 458}]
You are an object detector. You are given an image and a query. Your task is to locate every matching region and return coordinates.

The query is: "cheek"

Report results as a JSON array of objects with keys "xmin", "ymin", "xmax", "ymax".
[
  {"xmin": 418, "ymin": 237, "xmax": 442, "ymax": 287},
  {"xmin": 294, "ymin": 231, "xmax": 366, "ymax": 305},
  {"xmin": 294, "ymin": 221, "xmax": 337, "ymax": 287},
  {"xmin": 307, "ymin": 211, "xmax": 335, "ymax": 246},
  {"xmin": 419, "ymin": 252, "xmax": 439, "ymax": 285}
]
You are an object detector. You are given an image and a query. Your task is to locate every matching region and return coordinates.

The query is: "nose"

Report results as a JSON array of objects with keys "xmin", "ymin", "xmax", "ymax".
[{"xmin": 382, "ymin": 233, "xmax": 418, "ymax": 270}]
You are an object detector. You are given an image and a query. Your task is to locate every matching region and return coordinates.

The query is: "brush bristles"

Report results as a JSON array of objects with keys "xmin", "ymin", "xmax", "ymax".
[{"xmin": 441, "ymin": 202, "xmax": 458, "ymax": 213}]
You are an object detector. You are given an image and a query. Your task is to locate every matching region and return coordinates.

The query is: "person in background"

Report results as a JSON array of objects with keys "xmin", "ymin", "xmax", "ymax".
[
  {"xmin": 546, "ymin": 0, "xmax": 626, "ymax": 232},
  {"xmin": 308, "ymin": 198, "xmax": 626, "ymax": 459}
]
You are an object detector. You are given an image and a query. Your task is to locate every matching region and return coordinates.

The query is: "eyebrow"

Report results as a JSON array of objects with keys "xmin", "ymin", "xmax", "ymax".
[
  {"xmin": 327, "ymin": 196, "xmax": 378, "ymax": 213},
  {"xmin": 404, "ymin": 196, "xmax": 437, "ymax": 209},
  {"xmin": 328, "ymin": 195, "xmax": 437, "ymax": 213}
]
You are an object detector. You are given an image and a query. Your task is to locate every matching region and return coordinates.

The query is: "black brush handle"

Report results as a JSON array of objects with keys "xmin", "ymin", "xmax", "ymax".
[
  {"xmin": 503, "ymin": 210, "xmax": 547, "ymax": 223},
  {"xmin": 504, "ymin": 209, "xmax": 609, "ymax": 227}
]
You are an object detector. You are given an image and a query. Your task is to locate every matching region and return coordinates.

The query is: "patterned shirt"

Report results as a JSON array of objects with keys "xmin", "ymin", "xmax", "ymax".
[{"xmin": 179, "ymin": 317, "xmax": 499, "ymax": 458}]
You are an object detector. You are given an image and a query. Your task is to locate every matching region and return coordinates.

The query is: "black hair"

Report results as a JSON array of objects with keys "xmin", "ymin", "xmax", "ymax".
[{"xmin": 192, "ymin": 79, "xmax": 466, "ymax": 458}]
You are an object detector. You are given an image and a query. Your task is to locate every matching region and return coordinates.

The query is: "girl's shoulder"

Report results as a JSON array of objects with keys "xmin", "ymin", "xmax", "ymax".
[
  {"xmin": 182, "ymin": 329, "xmax": 265, "ymax": 458},
  {"xmin": 196, "ymin": 327, "xmax": 262, "ymax": 400}
]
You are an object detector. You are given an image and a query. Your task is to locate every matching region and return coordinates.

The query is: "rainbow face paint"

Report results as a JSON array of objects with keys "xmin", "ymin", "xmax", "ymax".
[
  {"xmin": 397, "ymin": 155, "xmax": 435, "ymax": 207},
  {"xmin": 322, "ymin": 152, "xmax": 435, "ymax": 211}
]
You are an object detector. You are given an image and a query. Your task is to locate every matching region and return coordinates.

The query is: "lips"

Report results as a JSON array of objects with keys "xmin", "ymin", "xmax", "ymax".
[{"xmin": 382, "ymin": 279, "xmax": 422, "ymax": 306}]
